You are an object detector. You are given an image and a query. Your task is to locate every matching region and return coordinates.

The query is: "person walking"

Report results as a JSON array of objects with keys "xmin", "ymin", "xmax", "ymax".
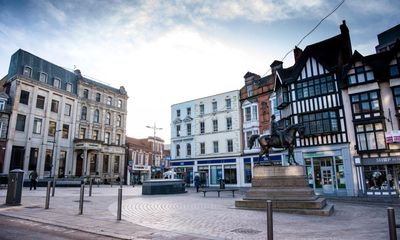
[
  {"xmin": 29, "ymin": 170, "xmax": 38, "ymax": 190},
  {"xmin": 194, "ymin": 174, "xmax": 200, "ymax": 193}
]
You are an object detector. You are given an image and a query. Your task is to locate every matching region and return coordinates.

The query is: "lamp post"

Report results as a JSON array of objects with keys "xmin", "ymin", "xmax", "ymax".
[
  {"xmin": 146, "ymin": 123, "xmax": 162, "ymax": 179},
  {"xmin": 51, "ymin": 129, "xmax": 62, "ymax": 197}
]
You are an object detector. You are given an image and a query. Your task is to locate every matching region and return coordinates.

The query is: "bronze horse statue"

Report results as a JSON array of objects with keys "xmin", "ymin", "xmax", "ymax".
[{"xmin": 248, "ymin": 124, "xmax": 305, "ymax": 165}]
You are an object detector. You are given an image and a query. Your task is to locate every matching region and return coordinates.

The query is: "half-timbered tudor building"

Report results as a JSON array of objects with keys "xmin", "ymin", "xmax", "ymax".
[
  {"xmin": 274, "ymin": 21, "xmax": 355, "ymax": 196},
  {"xmin": 342, "ymin": 41, "xmax": 400, "ymax": 196}
]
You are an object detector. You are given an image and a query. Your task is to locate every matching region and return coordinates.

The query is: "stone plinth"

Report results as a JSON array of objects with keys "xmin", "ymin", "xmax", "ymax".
[
  {"xmin": 235, "ymin": 165, "xmax": 334, "ymax": 216},
  {"xmin": 142, "ymin": 179, "xmax": 186, "ymax": 195}
]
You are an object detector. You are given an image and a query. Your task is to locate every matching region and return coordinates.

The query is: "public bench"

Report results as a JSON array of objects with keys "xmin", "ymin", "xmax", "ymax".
[{"xmin": 201, "ymin": 188, "xmax": 239, "ymax": 198}]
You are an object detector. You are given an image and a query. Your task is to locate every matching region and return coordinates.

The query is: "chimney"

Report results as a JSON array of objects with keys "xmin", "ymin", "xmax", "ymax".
[
  {"xmin": 339, "ymin": 20, "xmax": 352, "ymax": 63},
  {"xmin": 293, "ymin": 46, "xmax": 303, "ymax": 63},
  {"xmin": 270, "ymin": 60, "xmax": 283, "ymax": 75}
]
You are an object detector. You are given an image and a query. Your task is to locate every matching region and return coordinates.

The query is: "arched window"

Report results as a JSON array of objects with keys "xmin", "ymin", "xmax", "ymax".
[
  {"xmin": 117, "ymin": 115, "xmax": 121, "ymax": 127},
  {"xmin": 81, "ymin": 106, "xmax": 87, "ymax": 120},
  {"xmin": 186, "ymin": 143, "xmax": 191, "ymax": 156},
  {"xmin": 176, "ymin": 144, "xmax": 180, "ymax": 157},
  {"xmin": 94, "ymin": 109, "xmax": 100, "ymax": 123},
  {"xmin": 106, "ymin": 112, "xmax": 111, "ymax": 125}
]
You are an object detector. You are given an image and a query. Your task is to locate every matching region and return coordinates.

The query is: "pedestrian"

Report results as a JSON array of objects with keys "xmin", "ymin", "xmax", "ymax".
[
  {"xmin": 194, "ymin": 174, "xmax": 200, "ymax": 193},
  {"xmin": 29, "ymin": 170, "xmax": 38, "ymax": 190}
]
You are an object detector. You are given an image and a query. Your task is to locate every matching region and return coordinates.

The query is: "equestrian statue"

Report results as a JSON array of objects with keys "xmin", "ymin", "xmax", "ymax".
[{"xmin": 248, "ymin": 115, "xmax": 305, "ymax": 165}]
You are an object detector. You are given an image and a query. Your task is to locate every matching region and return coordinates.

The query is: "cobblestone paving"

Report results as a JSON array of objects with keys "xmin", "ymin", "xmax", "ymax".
[{"xmin": 110, "ymin": 189, "xmax": 395, "ymax": 240}]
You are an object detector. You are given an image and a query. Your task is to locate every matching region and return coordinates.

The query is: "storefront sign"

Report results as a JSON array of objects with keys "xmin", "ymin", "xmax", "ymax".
[
  {"xmin": 362, "ymin": 156, "xmax": 400, "ymax": 165},
  {"xmin": 303, "ymin": 151, "xmax": 336, "ymax": 158},
  {"xmin": 386, "ymin": 130, "xmax": 400, "ymax": 143}
]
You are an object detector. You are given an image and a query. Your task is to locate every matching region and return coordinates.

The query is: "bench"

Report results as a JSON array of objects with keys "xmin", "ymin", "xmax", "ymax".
[{"xmin": 201, "ymin": 188, "xmax": 239, "ymax": 198}]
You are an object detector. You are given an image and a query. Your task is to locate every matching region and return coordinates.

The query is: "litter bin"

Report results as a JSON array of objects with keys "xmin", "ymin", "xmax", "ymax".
[
  {"xmin": 6, "ymin": 169, "xmax": 24, "ymax": 205},
  {"xmin": 219, "ymin": 179, "xmax": 225, "ymax": 189}
]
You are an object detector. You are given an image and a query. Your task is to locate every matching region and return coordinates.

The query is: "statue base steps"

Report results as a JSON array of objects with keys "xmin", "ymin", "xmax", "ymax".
[{"xmin": 235, "ymin": 165, "xmax": 334, "ymax": 216}]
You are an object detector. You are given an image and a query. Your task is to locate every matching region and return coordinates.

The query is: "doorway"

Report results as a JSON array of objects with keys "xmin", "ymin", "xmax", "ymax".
[{"xmin": 76, "ymin": 153, "xmax": 83, "ymax": 176}]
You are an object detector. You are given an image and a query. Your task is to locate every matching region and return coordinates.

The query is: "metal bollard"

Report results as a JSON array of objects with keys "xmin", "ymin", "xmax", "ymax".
[
  {"xmin": 89, "ymin": 178, "xmax": 93, "ymax": 197},
  {"xmin": 388, "ymin": 207, "xmax": 398, "ymax": 240},
  {"xmin": 51, "ymin": 178, "xmax": 56, "ymax": 197},
  {"xmin": 79, "ymin": 184, "xmax": 84, "ymax": 215},
  {"xmin": 267, "ymin": 200, "xmax": 273, "ymax": 240},
  {"xmin": 117, "ymin": 188, "xmax": 122, "ymax": 220},
  {"xmin": 45, "ymin": 181, "xmax": 51, "ymax": 209}
]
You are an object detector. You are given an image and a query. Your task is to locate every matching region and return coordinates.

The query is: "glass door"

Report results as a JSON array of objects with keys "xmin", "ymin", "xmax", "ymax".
[{"xmin": 321, "ymin": 166, "xmax": 334, "ymax": 193}]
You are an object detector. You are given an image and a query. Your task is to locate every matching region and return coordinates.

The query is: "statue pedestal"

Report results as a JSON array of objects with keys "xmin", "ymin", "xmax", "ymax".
[{"xmin": 235, "ymin": 165, "xmax": 334, "ymax": 216}]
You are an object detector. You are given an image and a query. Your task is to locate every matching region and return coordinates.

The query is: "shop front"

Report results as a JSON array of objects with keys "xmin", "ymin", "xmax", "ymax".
[
  {"xmin": 129, "ymin": 165, "xmax": 151, "ymax": 184},
  {"xmin": 354, "ymin": 156, "xmax": 400, "ymax": 197},
  {"xmin": 171, "ymin": 161, "xmax": 195, "ymax": 186}
]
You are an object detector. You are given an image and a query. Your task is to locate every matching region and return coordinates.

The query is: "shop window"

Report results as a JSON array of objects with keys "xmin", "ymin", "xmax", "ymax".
[
  {"xmin": 356, "ymin": 122, "xmax": 386, "ymax": 151},
  {"xmin": 210, "ymin": 165, "xmax": 222, "ymax": 185},
  {"xmin": 335, "ymin": 156, "xmax": 346, "ymax": 189},
  {"xmin": 296, "ymin": 74, "xmax": 335, "ymax": 100},
  {"xmin": 393, "ymin": 86, "xmax": 400, "ymax": 110},
  {"xmin": 224, "ymin": 164, "xmax": 237, "ymax": 184},
  {"xmin": 244, "ymin": 162, "xmax": 252, "ymax": 183},
  {"xmin": 364, "ymin": 166, "xmax": 388, "ymax": 191}
]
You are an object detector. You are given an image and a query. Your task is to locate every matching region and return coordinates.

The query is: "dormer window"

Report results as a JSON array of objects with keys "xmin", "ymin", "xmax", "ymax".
[
  {"xmin": 53, "ymin": 78, "xmax": 61, "ymax": 88},
  {"xmin": 348, "ymin": 66, "xmax": 374, "ymax": 85},
  {"xmin": 66, "ymin": 83, "xmax": 72, "ymax": 92},
  {"xmin": 83, "ymin": 89, "xmax": 89, "ymax": 99},
  {"xmin": 23, "ymin": 66, "xmax": 32, "ymax": 77},
  {"xmin": 39, "ymin": 72, "xmax": 48, "ymax": 82}
]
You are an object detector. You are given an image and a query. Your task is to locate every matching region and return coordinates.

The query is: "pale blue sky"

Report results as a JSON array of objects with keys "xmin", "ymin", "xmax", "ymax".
[{"xmin": 0, "ymin": 0, "xmax": 399, "ymax": 143}]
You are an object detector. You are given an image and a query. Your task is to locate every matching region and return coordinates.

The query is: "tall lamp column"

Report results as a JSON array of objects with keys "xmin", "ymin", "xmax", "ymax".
[{"xmin": 146, "ymin": 123, "xmax": 162, "ymax": 179}]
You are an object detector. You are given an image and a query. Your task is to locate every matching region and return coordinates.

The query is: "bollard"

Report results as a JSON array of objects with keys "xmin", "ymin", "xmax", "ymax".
[
  {"xmin": 45, "ymin": 181, "xmax": 51, "ymax": 209},
  {"xmin": 51, "ymin": 178, "xmax": 56, "ymax": 197},
  {"xmin": 267, "ymin": 200, "xmax": 273, "ymax": 240},
  {"xmin": 89, "ymin": 178, "xmax": 93, "ymax": 197},
  {"xmin": 79, "ymin": 184, "xmax": 84, "ymax": 215},
  {"xmin": 120, "ymin": 179, "xmax": 123, "ymax": 189},
  {"xmin": 388, "ymin": 207, "xmax": 398, "ymax": 240},
  {"xmin": 117, "ymin": 188, "xmax": 122, "ymax": 220}
]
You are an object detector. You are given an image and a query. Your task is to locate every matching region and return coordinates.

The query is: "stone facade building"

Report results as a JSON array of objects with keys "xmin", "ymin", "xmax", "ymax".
[{"xmin": 2, "ymin": 49, "xmax": 128, "ymax": 181}]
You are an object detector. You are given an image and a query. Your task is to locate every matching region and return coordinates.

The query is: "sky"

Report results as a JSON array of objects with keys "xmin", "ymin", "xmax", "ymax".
[{"xmin": 0, "ymin": 0, "xmax": 399, "ymax": 143}]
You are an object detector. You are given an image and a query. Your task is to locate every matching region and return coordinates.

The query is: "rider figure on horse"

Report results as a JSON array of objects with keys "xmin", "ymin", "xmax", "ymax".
[{"xmin": 270, "ymin": 115, "xmax": 283, "ymax": 147}]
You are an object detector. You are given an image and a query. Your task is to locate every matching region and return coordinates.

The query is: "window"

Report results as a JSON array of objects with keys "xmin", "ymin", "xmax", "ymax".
[
  {"xmin": 58, "ymin": 151, "xmax": 66, "ymax": 178},
  {"xmin": 187, "ymin": 107, "xmax": 191, "ymax": 116},
  {"xmin": 224, "ymin": 164, "xmax": 237, "ymax": 184},
  {"xmin": 94, "ymin": 109, "xmax": 100, "ymax": 123},
  {"xmin": 64, "ymin": 104, "xmax": 71, "ymax": 116},
  {"xmin": 117, "ymin": 100, "xmax": 122, "ymax": 108},
  {"xmin": 29, "ymin": 148, "xmax": 38, "ymax": 171},
  {"xmin": 105, "ymin": 132, "xmax": 110, "ymax": 144},
  {"xmin": 79, "ymin": 128, "xmax": 86, "ymax": 139},
  {"xmin": 247, "ymin": 84, "xmax": 253, "ymax": 97},
  {"xmin": 114, "ymin": 156, "xmax": 120, "ymax": 174},
  {"xmin": 45, "ymin": 149, "xmax": 52, "ymax": 172},
  {"xmin": 245, "ymin": 107, "xmax": 251, "ymax": 121},
  {"xmin": 23, "ymin": 66, "xmax": 32, "ymax": 77},
  {"xmin": 48, "ymin": 121, "xmax": 56, "ymax": 136},
  {"xmin": 0, "ymin": 100, "xmax": 4, "ymax": 110},
  {"xmin": 176, "ymin": 125, "xmax": 181, "ymax": 137},
  {"xmin": 117, "ymin": 115, "xmax": 121, "ymax": 127},
  {"xmin": 103, "ymin": 155, "xmax": 109, "ymax": 173},
  {"xmin": 62, "ymin": 124, "xmax": 69, "ymax": 139},
  {"xmin": 226, "ymin": 117, "xmax": 232, "ymax": 130},
  {"xmin": 246, "ymin": 131, "xmax": 253, "ymax": 149},
  {"xmin": 83, "ymin": 89, "xmax": 89, "ymax": 99},
  {"xmin": 51, "ymin": 100, "xmax": 59, "ymax": 113},
  {"xmin": 200, "ymin": 104, "xmax": 204, "ymax": 115},
  {"xmin": 227, "ymin": 139, "xmax": 233, "ymax": 152},
  {"xmin": 116, "ymin": 134, "xmax": 121, "ymax": 145},
  {"xmin": 187, "ymin": 123, "xmax": 191, "ymax": 136},
  {"xmin": 351, "ymin": 91, "xmax": 381, "ymax": 119},
  {"xmin": 81, "ymin": 106, "xmax": 87, "ymax": 120},
  {"xmin": 107, "ymin": 96, "xmax": 112, "ymax": 105},
  {"xmin": 213, "ymin": 119, "xmax": 218, "ymax": 132},
  {"xmin": 33, "ymin": 118, "xmax": 42, "ymax": 134},
  {"xmin": 213, "ymin": 141, "xmax": 219, "ymax": 153},
  {"xmin": 356, "ymin": 122, "xmax": 386, "ymax": 151},
  {"xmin": 96, "ymin": 93, "xmax": 101, "ymax": 102},
  {"xmin": 200, "ymin": 142, "xmax": 205, "ymax": 154},
  {"xmin": 186, "ymin": 143, "xmax": 191, "ymax": 156},
  {"xmin": 392, "ymin": 87, "xmax": 400, "ymax": 109},
  {"xmin": 390, "ymin": 63, "xmax": 400, "ymax": 78},
  {"xmin": 66, "ymin": 83, "xmax": 72, "ymax": 92},
  {"xmin": 16, "ymin": 114, "xmax": 26, "ymax": 131},
  {"xmin": 19, "ymin": 90, "xmax": 29, "ymax": 105},
  {"xmin": 296, "ymin": 74, "xmax": 335, "ymax": 99},
  {"xmin": 93, "ymin": 130, "xmax": 99, "ymax": 140},
  {"xmin": 348, "ymin": 66, "xmax": 374, "ymax": 85},
  {"xmin": 176, "ymin": 144, "xmax": 180, "ymax": 157},
  {"xmin": 226, "ymin": 98, "xmax": 231, "ymax": 110},
  {"xmin": 200, "ymin": 122, "xmax": 205, "ymax": 134},
  {"xmin": 212, "ymin": 101, "xmax": 217, "ymax": 112},
  {"xmin": 53, "ymin": 78, "xmax": 61, "ymax": 88},
  {"xmin": 176, "ymin": 109, "xmax": 181, "ymax": 117},
  {"xmin": 252, "ymin": 105, "xmax": 258, "ymax": 120},
  {"xmin": 105, "ymin": 112, "xmax": 111, "ymax": 125},
  {"xmin": 299, "ymin": 111, "xmax": 339, "ymax": 135},
  {"xmin": 39, "ymin": 72, "xmax": 48, "ymax": 82}
]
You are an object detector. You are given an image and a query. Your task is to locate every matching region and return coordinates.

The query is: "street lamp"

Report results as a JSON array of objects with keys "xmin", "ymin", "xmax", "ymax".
[{"xmin": 146, "ymin": 123, "xmax": 162, "ymax": 179}]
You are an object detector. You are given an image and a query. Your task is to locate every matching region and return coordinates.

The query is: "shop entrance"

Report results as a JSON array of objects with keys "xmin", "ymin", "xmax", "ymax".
[{"xmin": 321, "ymin": 166, "xmax": 334, "ymax": 193}]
